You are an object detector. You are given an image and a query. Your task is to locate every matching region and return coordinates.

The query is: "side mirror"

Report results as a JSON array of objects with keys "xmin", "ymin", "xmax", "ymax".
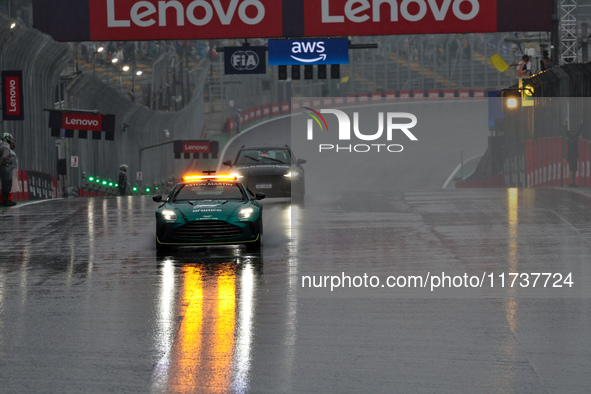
[
  {"xmin": 297, "ymin": 158, "xmax": 307, "ymax": 165},
  {"xmin": 255, "ymin": 192, "xmax": 265, "ymax": 200},
  {"xmin": 223, "ymin": 160, "xmax": 233, "ymax": 167},
  {"xmin": 152, "ymin": 195, "xmax": 163, "ymax": 202}
]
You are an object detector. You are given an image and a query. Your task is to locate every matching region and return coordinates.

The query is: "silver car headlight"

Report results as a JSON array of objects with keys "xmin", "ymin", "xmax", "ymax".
[
  {"xmin": 161, "ymin": 209, "xmax": 177, "ymax": 221},
  {"xmin": 284, "ymin": 171, "xmax": 299, "ymax": 178},
  {"xmin": 238, "ymin": 207, "xmax": 254, "ymax": 219}
]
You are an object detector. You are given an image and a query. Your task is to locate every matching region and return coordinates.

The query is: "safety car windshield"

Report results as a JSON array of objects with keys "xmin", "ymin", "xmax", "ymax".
[{"xmin": 236, "ymin": 148, "xmax": 292, "ymax": 165}]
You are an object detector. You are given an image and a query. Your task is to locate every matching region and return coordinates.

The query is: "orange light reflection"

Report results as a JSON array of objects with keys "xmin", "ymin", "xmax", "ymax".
[
  {"xmin": 169, "ymin": 266, "xmax": 203, "ymax": 390},
  {"xmin": 168, "ymin": 264, "xmax": 237, "ymax": 392}
]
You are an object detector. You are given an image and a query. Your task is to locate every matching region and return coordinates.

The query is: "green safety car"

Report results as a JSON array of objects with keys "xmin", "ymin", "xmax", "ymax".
[{"xmin": 153, "ymin": 174, "xmax": 264, "ymax": 252}]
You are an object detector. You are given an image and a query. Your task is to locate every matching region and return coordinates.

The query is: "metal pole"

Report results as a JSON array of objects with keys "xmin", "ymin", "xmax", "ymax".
[
  {"xmin": 396, "ymin": 39, "xmax": 400, "ymax": 89},
  {"xmin": 582, "ymin": 23, "xmax": 589, "ymax": 63},
  {"xmin": 139, "ymin": 140, "xmax": 180, "ymax": 186},
  {"xmin": 551, "ymin": 0, "xmax": 560, "ymax": 65},
  {"xmin": 484, "ymin": 36, "xmax": 489, "ymax": 89},
  {"xmin": 433, "ymin": 40, "xmax": 437, "ymax": 89},
  {"xmin": 408, "ymin": 39, "xmax": 411, "ymax": 89},
  {"xmin": 446, "ymin": 39, "xmax": 451, "ymax": 89},
  {"xmin": 419, "ymin": 38, "xmax": 424, "ymax": 90},
  {"xmin": 470, "ymin": 37, "xmax": 474, "ymax": 89}
]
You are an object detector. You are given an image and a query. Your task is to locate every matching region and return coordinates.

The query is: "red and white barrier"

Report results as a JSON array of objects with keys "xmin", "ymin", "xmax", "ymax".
[
  {"xmin": 0, "ymin": 170, "xmax": 58, "ymax": 203},
  {"xmin": 226, "ymin": 89, "xmax": 492, "ymax": 133}
]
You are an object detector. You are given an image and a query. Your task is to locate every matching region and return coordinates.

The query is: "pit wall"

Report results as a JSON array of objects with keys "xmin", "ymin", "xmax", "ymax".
[{"xmin": 456, "ymin": 138, "xmax": 591, "ymax": 188}]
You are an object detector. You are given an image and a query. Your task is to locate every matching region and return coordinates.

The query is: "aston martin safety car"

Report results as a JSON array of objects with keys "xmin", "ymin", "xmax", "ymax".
[
  {"xmin": 222, "ymin": 145, "xmax": 306, "ymax": 203},
  {"xmin": 153, "ymin": 174, "xmax": 264, "ymax": 252}
]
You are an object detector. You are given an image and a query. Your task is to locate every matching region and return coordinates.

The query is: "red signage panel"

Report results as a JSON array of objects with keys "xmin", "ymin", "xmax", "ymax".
[
  {"xmin": 2, "ymin": 71, "xmax": 24, "ymax": 121},
  {"xmin": 303, "ymin": 0, "xmax": 497, "ymax": 36},
  {"xmin": 62, "ymin": 113, "xmax": 103, "ymax": 131},
  {"xmin": 89, "ymin": 0, "xmax": 284, "ymax": 40}
]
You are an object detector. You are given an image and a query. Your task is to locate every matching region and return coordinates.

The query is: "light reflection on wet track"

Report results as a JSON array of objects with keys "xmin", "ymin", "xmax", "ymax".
[{"xmin": 0, "ymin": 187, "xmax": 590, "ymax": 392}]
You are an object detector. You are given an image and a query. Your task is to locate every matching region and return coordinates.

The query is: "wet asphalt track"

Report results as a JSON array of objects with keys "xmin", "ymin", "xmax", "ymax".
[{"xmin": 0, "ymin": 100, "xmax": 590, "ymax": 393}]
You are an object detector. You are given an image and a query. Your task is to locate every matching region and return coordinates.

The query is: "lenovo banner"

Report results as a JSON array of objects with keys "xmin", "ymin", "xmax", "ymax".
[
  {"xmin": 173, "ymin": 140, "xmax": 219, "ymax": 159},
  {"xmin": 2, "ymin": 71, "xmax": 24, "ymax": 121},
  {"xmin": 62, "ymin": 112, "xmax": 103, "ymax": 132},
  {"xmin": 33, "ymin": 0, "xmax": 552, "ymax": 41},
  {"xmin": 304, "ymin": 0, "xmax": 496, "ymax": 36},
  {"xmin": 183, "ymin": 140, "xmax": 210, "ymax": 153},
  {"xmin": 48, "ymin": 110, "xmax": 116, "ymax": 140}
]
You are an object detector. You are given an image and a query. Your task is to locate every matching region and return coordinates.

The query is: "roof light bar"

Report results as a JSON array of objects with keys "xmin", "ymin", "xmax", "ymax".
[{"xmin": 183, "ymin": 174, "xmax": 237, "ymax": 182}]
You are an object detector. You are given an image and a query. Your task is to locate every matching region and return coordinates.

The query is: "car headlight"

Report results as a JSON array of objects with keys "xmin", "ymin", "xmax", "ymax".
[
  {"xmin": 161, "ymin": 209, "xmax": 177, "ymax": 221},
  {"xmin": 231, "ymin": 172, "xmax": 244, "ymax": 179},
  {"xmin": 284, "ymin": 171, "xmax": 299, "ymax": 178},
  {"xmin": 238, "ymin": 207, "xmax": 254, "ymax": 219}
]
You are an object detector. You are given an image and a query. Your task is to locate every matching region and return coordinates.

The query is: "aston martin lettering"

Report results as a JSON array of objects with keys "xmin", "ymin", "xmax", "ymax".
[{"xmin": 187, "ymin": 182, "xmax": 234, "ymax": 186}]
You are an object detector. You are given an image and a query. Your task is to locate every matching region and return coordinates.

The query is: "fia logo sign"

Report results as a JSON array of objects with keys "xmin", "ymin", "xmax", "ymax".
[
  {"xmin": 225, "ymin": 46, "xmax": 266, "ymax": 75},
  {"xmin": 230, "ymin": 50, "xmax": 260, "ymax": 71}
]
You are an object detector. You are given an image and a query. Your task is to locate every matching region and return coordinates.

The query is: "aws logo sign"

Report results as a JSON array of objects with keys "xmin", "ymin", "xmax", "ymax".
[
  {"xmin": 302, "ymin": 107, "xmax": 418, "ymax": 153},
  {"xmin": 291, "ymin": 42, "xmax": 327, "ymax": 63},
  {"xmin": 269, "ymin": 38, "xmax": 349, "ymax": 66}
]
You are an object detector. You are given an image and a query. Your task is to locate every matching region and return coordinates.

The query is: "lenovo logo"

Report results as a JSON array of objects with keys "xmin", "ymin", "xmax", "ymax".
[
  {"xmin": 92, "ymin": 0, "xmax": 282, "ymax": 40},
  {"xmin": 64, "ymin": 117, "xmax": 100, "ymax": 127},
  {"xmin": 6, "ymin": 77, "xmax": 20, "ymax": 115},
  {"xmin": 321, "ymin": 0, "xmax": 480, "ymax": 23},
  {"xmin": 2, "ymin": 71, "xmax": 23, "ymax": 121},
  {"xmin": 183, "ymin": 142, "xmax": 210, "ymax": 153},
  {"xmin": 305, "ymin": 0, "xmax": 494, "ymax": 36},
  {"xmin": 61, "ymin": 113, "xmax": 103, "ymax": 131},
  {"xmin": 107, "ymin": 0, "xmax": 266, "ymax": 27}
]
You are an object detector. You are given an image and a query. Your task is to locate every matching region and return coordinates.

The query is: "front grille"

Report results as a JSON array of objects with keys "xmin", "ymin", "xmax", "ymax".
[{"xmin": 173, "ymin": 220, "xmax": 243, "ymax": 240}]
